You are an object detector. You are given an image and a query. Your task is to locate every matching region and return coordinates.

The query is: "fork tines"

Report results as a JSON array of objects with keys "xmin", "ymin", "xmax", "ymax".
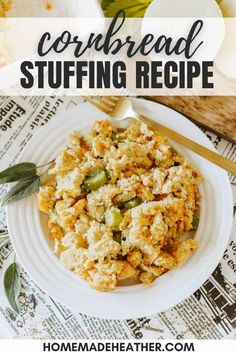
[{"xmin": 84, "ymin": 96, "xmax": 118, "ymax": 114}]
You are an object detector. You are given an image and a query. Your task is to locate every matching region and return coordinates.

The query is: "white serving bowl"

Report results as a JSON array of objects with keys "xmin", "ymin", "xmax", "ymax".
[{"xmin": 7, "ymin": 98, "xmax": 233, "ymax": 319}]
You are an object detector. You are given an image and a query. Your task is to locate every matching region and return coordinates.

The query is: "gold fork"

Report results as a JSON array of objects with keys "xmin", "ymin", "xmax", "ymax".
[{"xmin": 84, "ymin": 96, "xmax": 236, "ymax": 175}]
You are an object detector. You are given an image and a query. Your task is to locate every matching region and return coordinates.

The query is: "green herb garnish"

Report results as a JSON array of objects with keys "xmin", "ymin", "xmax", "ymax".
[
  {"xmin": 0, "ymin": 163, "xmax": 37, "ymax": 184},
  {"xmin": 0, "ymin": 160, "xmax": 54, "ymax": 206},
  {"xmin": 4, "ymin": 261, "xmax": 22, "ymax": 314},
  {"xmin": 1, "ymin": 175, "xmax": 41, "ymax": 206},
  {"xmin": 104, "ymin": 0, "xmax": 152, "ymax": 18}
]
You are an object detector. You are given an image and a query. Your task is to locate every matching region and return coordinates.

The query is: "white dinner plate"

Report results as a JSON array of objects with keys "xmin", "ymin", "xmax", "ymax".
[{"xmin": 7, "ymin": 98, "xmax": 233, "ymax": 319}]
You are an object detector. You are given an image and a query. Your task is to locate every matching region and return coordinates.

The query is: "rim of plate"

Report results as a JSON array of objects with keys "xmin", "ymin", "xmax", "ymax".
[{"xmin": 7, "ymin": 98, "xmax": 233, "ymax": 319}]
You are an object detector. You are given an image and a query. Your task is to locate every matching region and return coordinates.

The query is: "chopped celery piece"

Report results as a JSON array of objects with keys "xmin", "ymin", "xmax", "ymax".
[
  {"xmin": 83, "ymin": 168, "xmax": 108, "ymax": 191},
  {"xmin": 105, "ymin": 169, "xmax": 111, "ymax": 181},
  {"xmin": 87, "ymin": 167, "xmax": 103, "ymax": 178},
  {"xmin": 111, "ymin": 132, "xmax": 121, "ymax": 143},
  {"xmin": 113, "ymin": 231, "xmax": 122, "ymax": 244},
  {"xmin": 123, "ymin": 197, "xmax": 142, "ymax": 210},
  {"xmin": 105, "ymin": 207, "xmax": 122, "ymax": 228},
  {"xmin": 192, "ymin": 216, "xmax": 200, "ymax": 230}
]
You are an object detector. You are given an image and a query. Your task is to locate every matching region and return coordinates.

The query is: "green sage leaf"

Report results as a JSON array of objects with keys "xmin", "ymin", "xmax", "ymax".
[
  {"xmin": 1, "ymin": 175, "xmax": 41, "ymax": 206},
  {"xmin": 4, "ymin": 262, "xmax": 21, "ymax": 314},
  {"xmin": 0, "ymin": 163, "xmax": 37, "ymax": 184},
  {"xmin": 105, "ymin": 0, "xmax": 152, "ymax": 18},
  {"xmin": 101, "ymin": 0, "xmax": 115, "ymax": 10},
  {"xmin": 103, "ymin": 0, "xmax": 220, "ymax": 17}
]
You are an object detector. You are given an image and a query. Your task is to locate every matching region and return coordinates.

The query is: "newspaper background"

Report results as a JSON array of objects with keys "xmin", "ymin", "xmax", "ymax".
[{"xmin": 0, "ymin": 95, "xmax": 235, "ymax": 339}]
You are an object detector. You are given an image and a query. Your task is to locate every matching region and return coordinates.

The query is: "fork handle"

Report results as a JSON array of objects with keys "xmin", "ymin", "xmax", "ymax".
[{"xmin": 137, "ymin": 114, "xmax": 236, "ymax": 175}]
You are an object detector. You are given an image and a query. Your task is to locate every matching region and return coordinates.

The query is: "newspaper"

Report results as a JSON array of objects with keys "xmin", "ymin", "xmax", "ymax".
[{"xmin": 0, "ymin": 95, "xmax": 235, "ymax": 340}]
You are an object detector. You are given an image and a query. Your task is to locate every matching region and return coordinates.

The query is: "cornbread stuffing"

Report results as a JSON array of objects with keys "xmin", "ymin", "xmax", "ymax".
[
  {"xmin": 38, "ymin": 120, "xmax": 202, "ymax": 291},
  {"xmin": 0, "ymin": 0, "xmax": 12, "ymax": 17}
]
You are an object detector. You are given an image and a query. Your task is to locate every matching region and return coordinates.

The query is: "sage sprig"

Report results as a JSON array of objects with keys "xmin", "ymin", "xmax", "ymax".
[
  {"xmin": 4, "ymin": 261, "xmax": 22, "ymax": 314},
  {"xmin": 0, "ymin": 161, "xmax": 54, "ymax": 312},
  {"xmin": 0, "ymin": 163, "xmax": 37, "ymax": 184},
  {"xmin": 1, "ymin": 175, "xmax": 41, "ymax": 206},
  {"xmin": 102, "ymin": 0, "xmax": 221, "ymax": 17},
  {"xmin": 0, "ymin": 160, "xmax": 54, "ymax": 206},
  {"xmin": 104, "ymin": 0, "xmax": 152, "ymax": 17}
]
